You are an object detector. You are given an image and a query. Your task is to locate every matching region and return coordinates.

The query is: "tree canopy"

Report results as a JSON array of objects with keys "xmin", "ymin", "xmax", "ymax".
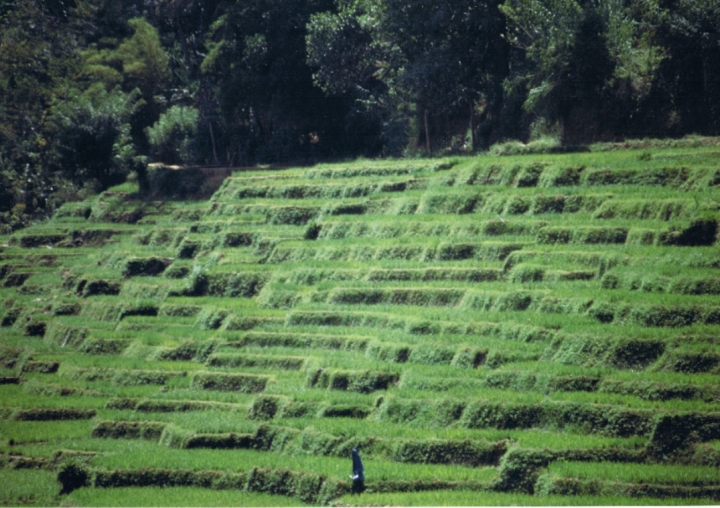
[{"xmin": 2, "ymin": 0, "xmax": 719, "ymax": 229}]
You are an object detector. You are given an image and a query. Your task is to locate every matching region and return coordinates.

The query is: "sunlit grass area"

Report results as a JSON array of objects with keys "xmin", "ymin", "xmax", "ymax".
[{"xmin": 2, "ymin": 146, "xmax": 720, "ymax": 505}]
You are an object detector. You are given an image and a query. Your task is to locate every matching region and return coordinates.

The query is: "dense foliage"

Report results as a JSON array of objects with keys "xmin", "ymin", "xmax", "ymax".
[{"xmin": 2, "ymin": 0, "xmax": 720, "ymax": 229}]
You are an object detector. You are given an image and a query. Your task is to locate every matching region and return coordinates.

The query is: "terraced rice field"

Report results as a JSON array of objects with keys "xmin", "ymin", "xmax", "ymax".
[{"xmin": 2, "ymin": 146, "xmax": 720, "ymax": 505}]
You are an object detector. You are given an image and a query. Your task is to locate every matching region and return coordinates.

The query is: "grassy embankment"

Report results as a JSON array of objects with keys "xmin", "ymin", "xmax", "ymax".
[{"xmin": 1, "ymin": 142, "xmax": 720, "ymax": 505}]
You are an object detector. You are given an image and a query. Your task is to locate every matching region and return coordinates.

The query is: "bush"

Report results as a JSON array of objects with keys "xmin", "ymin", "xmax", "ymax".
[
  {"xmin": 194, "ymin": 307, "xmax": 229, "ymax": 330},
  {"xmin": 647, "ymin": 412, "xmax": 720, "ymax": 458},
  {"xmin": 245, "ymin": 467, "xmax": 331, "ymax": 504},
  {"xmin": 248, "ymin": 395, "xmax": 284, "ymax": 420},
  {"xmin": 515, "ymin": 163, "xmax": 545, "ymax": 187},
  {"xmin": 207, "ymin": 354, "xmax": 305, "ymax": 370},
  {"xmin": 153, "ymin": 339, "xmax": 219, "ymax": 362},
  {"xmin": 94, "ymin": 468, "xmax": 225, "ymax": 489},
  {"xmin": 122, "ymin": 257, "xmax": 172, "ymax": 277},
  {"xmin": 79, "ymin": 338, "xmax": 130, "ymax": 355},
  {"xmin": 311, "ymin": 369, "xmax": 399, "ymax": 393},
  {"xmin": 365, "ymin": 341, "xmax": 411, "ymax": 363},
  {"xmin": 21, "ymin": 360, "xmax": 59, "ymax": 374},
  {"xmin": 532, "ymin": 195, "xmax": 566, "ymax": 214},
  {"xmin": 206, "ymin": 272, "xmax": 268, "ymax": 298},
  {"xmin": 57, "ymin": 462, "xmax": 90, "ymax": 494},
  {"xmin": 659, "ymin": 219, "xmax": 718, "ymax": 246},
  {"xmin": 92, "ymin": 420, "xmax": 167, "ymax": 440},
  {"xmin": 185, "ymin": 433, "xmax": 254, "ymax": 450},
  {"xmin": 192, "ymin": 372, "xmax": 270, "ymax": 393},
  {"xmin": 391, "ymin": 439, "xmax": 507, "ymax": 467},
  {"xmin": 135, "ymin": 399, "xmax": 240, "ymax": 413},
  {"xmin": 654, "ymin": 351, "xmax": 720, "ymax": 373},
  {"xmin": 14, "ymin": 408, "xmax": 96, "ymax": 421},
  {"xmin": 45, "ymin": 84, "xmax": 144, "ymax": 190},
  {"xmin": 146, "ymin": 106, "xmax": 200, "ymax": 164}
]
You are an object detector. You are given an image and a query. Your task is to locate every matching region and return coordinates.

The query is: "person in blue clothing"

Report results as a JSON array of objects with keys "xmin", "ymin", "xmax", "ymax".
[{"xmin": 351, "ymin": 448, "xmax": 365, "ymax": 494}]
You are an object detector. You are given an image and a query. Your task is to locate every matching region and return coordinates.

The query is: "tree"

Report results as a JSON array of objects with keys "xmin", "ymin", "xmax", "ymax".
[
  {"xmin": 651, "ymin": 0, "xmax": 720, "ymax": 135},
  {"xmin": 308, "ymin": 0, "xmax": 509, "ymax": 153},
  {"xmin": 44, "ymin": 83, "xmax": 144, "ymax": 190},
  {"xmin": 202, "ymin": 0, "xmax": 354, "ymax": 164},
  {"xmin": 146, "ymin": 105, "xmax": 199, "ymax": 164},
  {"xmin": 306, "ymin": 0, "xmax": 392, "ymax": 154},
  {"xmin": 0, "ymin": 0, "xmax": 85, "ymax": 221},
  {"xmin": 82, "ymin": 16, "xmax": 171, "ymax": 149},
  {"xmin": 500, "ymin": 0, "xmax": 665, "ymax": 142}
]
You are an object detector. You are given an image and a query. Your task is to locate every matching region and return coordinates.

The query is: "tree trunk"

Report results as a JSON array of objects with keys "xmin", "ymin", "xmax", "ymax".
[
  {"xmin": 207, "ymin": 121, "xmax": 219, "ymax": 165},
  {"xmin": 424, "ymin": 109, "xmax": 431, "ymax": 153},
  {"xmin": 470, "ymin": 102, "xmax": 476, "ymax": 151}
]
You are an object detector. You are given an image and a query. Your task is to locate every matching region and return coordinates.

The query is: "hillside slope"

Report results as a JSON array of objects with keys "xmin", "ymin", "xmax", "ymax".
[{"xmin": 2, "ymin": 147, "xmax": 720, "ymax": 506}]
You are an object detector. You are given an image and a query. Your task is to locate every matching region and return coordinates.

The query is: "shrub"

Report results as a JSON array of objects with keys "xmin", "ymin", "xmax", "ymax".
[
  {"xmin": 207, "ymin": 354, "xmax": 305, "ymax": 370},
  {"xmin": 79, "ymin": 338, "xmax": 130, "ymax": 355},
  {"xmin": 24, "ymin": 321, "xmax": 46, "ymax": 337},
  {"xmin": 599, "ymin": 380, "xmax": 701, "ymax": 401},
  {"xmin": 14, "ymin": 408, "xmax": 96, "ymax": 421},
  {"xmin": 532, "ymin": 195, "xmax": 565, "ymax": 214},
  {"xmin": 21, "ymin": 360, "xmax": 60, "ymax": 374},
  {"xmin": 194, "ymin": 307, "xmax": 229, "ymax": 330},
  {"xmin": 135, "ymin": 399, "xmax": 240, "ymax": 413},
  {"xmin": 267, "ymin": 206, "xmax": 319, "ymax": 225},
  {"xmin": 231, "ymin": 331, "xmax": 368, "ymax": 351},
  {"xmin": 365, "ymin": 342, "xmax": 411, "ymax": 363},
  {"xmin": 93, "ymin": 468, "xmax": 225, "ymax": 489},
  {"xmin": 515, "ymin": 163, "xmax": 545, "ymax": 187},
  {"xmin": 245, "ymin": 467, "xmax": 329, "ymax": 504},
  {"xmin": 408, "ymin": 346, "xmax": 456, "ymax": 365},
  {"xmin": 146, "ymin": 106, "xmax": 199, "ymax": 164},
  {"xmin": 45, "ymin": 84, "xmax": 144, "ymax": 190},
  {"xmin": 540, "ymin": 166, "xmax": 584, "ymax": 187},
  {"xmin": 584, "ymin": 166, "xmax": 690, "ymax": 187},
  {"xmin": 320, "ymin": 404, "xmax": 371, "ymax": 419},
  {"xmin": 311, "ymin": 369, "xmax": 399, "ymax": 393},
  {"xmin": 248, "ymin": 395, "xmax": 285, "ymax": 420},
  {"xmin": 647, "ymin": 412, "xmax": 720, "ymax": 458},
  {"xmin": 492, "ymin": 449, "xmax": 556, "ymax": 493},
  {"xmin": 92, "ymin": 420, "xmax": 167, "ymax": 440},
  {"xmin": 122, "ymin": 257, "xmax": 172, "ymax": 277},
  {"xmin": 57, "ymin": 462, "xmax": 90, "ymax": 494},
  {"xmin": 153, "ymin": 339, "xmax": 220, "ymax": 362},
  {"xmin": 106, "ymin": 398, "xmax": 139, "ymax": 410},
  {"xmin": 659, "ymin": 219, "xmax": 718, "ymax": 246},
  {"xmin": 391, "ymin": 439, "xmax": 507, "ymax": 467},
  {"xmin": 192, "ymin": 372, "xmax": 270, "ymax": 393},
  {"xmin": 451, "ymin": 347, "xmax": 487, "ymax": 368},
  {"xmin": 185, "ymin": 433, "xmax": 254, "ymax": 450},
  {"xmin": 654, "ymin": 351, "xmax": 720, "ymax": 373},
  {"xmin": 206, "ymin": 272, "xmax": 268, "ymax": 298}
]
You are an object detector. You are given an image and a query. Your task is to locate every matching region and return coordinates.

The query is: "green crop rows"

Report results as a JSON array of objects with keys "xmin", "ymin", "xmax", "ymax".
[{"xmin": 2, "ymin": 146, "xmax": 720, "ymax": 506}]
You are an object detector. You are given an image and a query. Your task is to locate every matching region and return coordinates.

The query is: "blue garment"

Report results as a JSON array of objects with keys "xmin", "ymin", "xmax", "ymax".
[{"xmin": 351, "ymin": 448, "xmax": 364, "ymax": 482}]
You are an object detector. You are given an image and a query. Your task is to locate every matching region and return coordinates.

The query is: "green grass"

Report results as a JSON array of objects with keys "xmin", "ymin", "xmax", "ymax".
[
  {"xmin": 0, "ymin": 419, "xmax": 94, "ymax": 444},
  {"xmin": 2, "ymin": 145, "xmax": 720, "ymax": 505},
  {"xmin": 0, "ymin": 384, "xmax": 109, "ymax": 409},
  {"xmin": 549, "ymin": 461, "xmax": 720, "ymax": 485},
  {"xmin": 65, "ymin": 487, "xmax": 311, "ymax": 506},
  {"xmin": 88, "ymin": 441, "xmax": 498, "ymax": 483},
  {"xmin": 0, "ymin": 469, "xmax": 61, "ymax": 506},
  {"xmin": 274, "ymin": 418, "xmax": 646, "ymax": 450},
  {"xmin": 340, "ymin": 489, "xmax": 716, "ymax": 506}
]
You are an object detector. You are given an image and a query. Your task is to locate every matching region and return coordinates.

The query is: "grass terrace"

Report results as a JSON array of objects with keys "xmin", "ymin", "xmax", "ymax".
[{"xmin": 1, "ymin": 144, "xmax": 720, "ymax": 505}]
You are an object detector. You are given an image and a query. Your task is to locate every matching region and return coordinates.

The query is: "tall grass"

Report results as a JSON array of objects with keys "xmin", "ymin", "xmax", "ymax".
[
  {"xmin": 0, "ymin": 470, "xmax": 60, "ymax": 506},
  {"xmin": 2, "ymin": 144, "xmax": 720, "ymax": 505},
  {"xmin": 549, "ymin": 461, "xmax": 720, "ymax": 485},
  {"xmin": 89, "ymin": 442, "xmax": 498, "ymax": 483},
  {"xmin": 343, "ymin": 489, "xmax": 715, "ymax": 506},
  {"xmin": 65, "ymin": 487, "xmax": 311, "ymax": 507}
]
